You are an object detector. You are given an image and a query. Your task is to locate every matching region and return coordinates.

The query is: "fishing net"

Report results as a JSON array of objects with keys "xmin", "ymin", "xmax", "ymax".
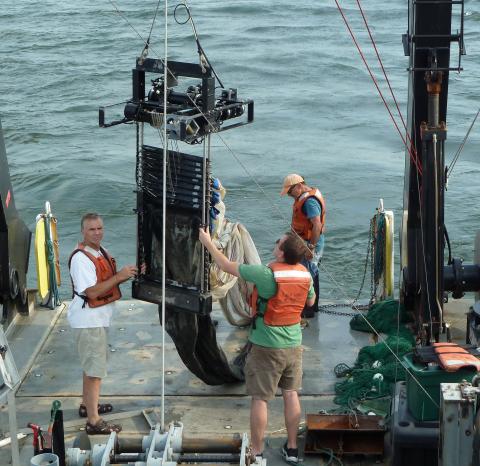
[
  {"xmin": 349, "ymin": 298, "xmax": 413, "ymax": 336},
  {"xmin": 334, "ymin": 300, "xmax": 415, "ymax": 409}
]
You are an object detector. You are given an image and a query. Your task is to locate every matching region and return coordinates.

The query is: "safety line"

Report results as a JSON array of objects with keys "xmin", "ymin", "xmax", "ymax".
[
  {"xmin": 447, "ymin": 106, "xmax": 480, "ymax": 181},
  {"xmin": 333, "ymin": 0, "xmax": 422, "ymax": 175}
]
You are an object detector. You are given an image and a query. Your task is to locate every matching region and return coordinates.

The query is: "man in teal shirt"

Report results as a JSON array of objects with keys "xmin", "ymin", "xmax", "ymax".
[{"xmin": 199, "ymin": 228, "xmax": 315, "ymax": 464}]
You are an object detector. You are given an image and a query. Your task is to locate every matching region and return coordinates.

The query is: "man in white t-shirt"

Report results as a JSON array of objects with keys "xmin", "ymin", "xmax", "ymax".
[{"xmin": 68, "ymin": 212, "xmax": 137, "ymax": 435}]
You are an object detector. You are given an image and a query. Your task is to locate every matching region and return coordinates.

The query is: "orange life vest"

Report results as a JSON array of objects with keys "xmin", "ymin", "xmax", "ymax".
[
  {"xmin": 250, "ymin": 262, "xmax": 311, "ymax": 326},
  {"xmin": 68, "ymin": 243, "xmax": 122, "ymax": 308},
  {"xmin": 433, "ymin": 342, "xmax": 480, "ymax": 372},
  {"xmin": 292, "ymin": 188, "xmax": 326, "ymax": 241}
]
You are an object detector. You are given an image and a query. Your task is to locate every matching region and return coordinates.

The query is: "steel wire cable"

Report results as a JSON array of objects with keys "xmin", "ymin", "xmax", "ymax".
[{"xmin": 447, "ymin": 106, "xmax": 480, "ymax": 181}]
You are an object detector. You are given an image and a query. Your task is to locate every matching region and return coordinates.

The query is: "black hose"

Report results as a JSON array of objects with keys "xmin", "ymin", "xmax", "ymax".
[{"xmin": 444, "ymin": 227, "xmax": 452, "ymax": 265}]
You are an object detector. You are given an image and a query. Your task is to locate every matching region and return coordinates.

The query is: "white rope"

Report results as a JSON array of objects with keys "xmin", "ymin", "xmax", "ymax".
[
  {"xmin": 160, "ymin": 0, "xmax": 168, "ymax": 432},
  {"xmin": 210, "ymin": 221, "xmax": 261, "ymax": 327}
]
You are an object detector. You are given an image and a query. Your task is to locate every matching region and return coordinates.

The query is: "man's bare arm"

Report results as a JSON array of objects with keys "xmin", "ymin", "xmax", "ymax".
[
  {"xmin": 198, "ymin": 228, "xmax": 240, "ymax": 277},
  {"xmin": 306, "ymin": 294, "xmax": 316, "ymax": 307},
  {"xmin": 309, "ymin": 215, "xmax": 323, "ymax": 246},
  {"xmin": 85, "ymin": 265, "xmax": 138, "ymax": 299}
]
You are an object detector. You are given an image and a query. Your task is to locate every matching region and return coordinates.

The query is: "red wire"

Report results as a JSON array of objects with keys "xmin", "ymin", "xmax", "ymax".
[
  {"xmin": 356, "ymin": 0, "xmax": 420, "ymax": 172},
  {"xmin": 334, "ymin": 0, "xmax": 422, "ymax": 175}
]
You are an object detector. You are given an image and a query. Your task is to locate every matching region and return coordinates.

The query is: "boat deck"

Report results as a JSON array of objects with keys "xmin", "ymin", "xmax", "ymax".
[{"xmin": 0, "ymin": 298, "xmax": 472, "ymax": 465}]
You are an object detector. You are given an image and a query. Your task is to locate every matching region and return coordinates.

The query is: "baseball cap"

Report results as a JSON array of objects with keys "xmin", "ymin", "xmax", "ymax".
[{"xmin": 280, "ymin": 174, "xmax": 304, "ymax": 195}]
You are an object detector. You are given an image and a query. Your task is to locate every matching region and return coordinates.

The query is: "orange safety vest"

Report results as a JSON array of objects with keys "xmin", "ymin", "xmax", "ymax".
[
  {"xmin": 433, "ymin": 342, "xmax": 480, "ymax": 372},
  {"xmin": 292, "ymin": 188, "xmax": 326, "ymax": 241},
  {"xmin": 250, "ymin": 262, "xmax": 311, "ymax": 326},
  {"xmin": 68, "ymin": 243, "xmax": 122, "ymax": 308}
]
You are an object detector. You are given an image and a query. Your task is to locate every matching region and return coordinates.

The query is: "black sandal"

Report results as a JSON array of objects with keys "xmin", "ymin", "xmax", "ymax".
[
  {"xmin": 85, "ymin": 418, "xmax": 122, "ymax": 435},
  {"xmin": 78, "ymin": 403, "xmax": 113, "ymax": 418}
]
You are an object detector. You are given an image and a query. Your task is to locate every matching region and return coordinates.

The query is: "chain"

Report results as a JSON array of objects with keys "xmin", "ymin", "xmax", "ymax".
[{"xmin": 318, "ymin": 216, "xmax": 376, "ymax": 317}]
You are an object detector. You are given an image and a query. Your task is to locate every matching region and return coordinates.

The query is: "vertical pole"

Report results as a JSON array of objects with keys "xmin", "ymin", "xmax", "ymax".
[
  {"xmin": 7, "ymin": 391, "xmax": 20, "ymax": 466},
  {"xmin": 201, "ymin": 138, "xmax": 207, "ymax": 293},
  {"xmin": 201, "ymin": 134, "xmax": 211, "ymax": 293},
  {"xmin": 421, "ymin": 71, "xmax": 445, "ymax": 342},
  {"xmin": 161, "ymin": 0, "xmax": 168, "ymax": 432}
]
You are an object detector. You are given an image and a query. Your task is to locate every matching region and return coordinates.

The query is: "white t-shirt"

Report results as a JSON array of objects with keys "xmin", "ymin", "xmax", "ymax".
[{"xmin": 67, "ymin": 245, "xmax": 116, "ymax": 328}]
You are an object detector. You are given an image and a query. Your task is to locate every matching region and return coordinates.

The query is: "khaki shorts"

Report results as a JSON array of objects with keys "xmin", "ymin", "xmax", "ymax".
[
  {"xmin": 244, "ymin": 344, "xmax": 303, "ymax": 401},
  {"xmin": 74, "ymin": 327, "xmax": 108, "ymax": 379}
]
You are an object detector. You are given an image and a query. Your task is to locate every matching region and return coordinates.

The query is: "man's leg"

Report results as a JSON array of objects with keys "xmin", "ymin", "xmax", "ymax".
[
  {"xmin": 313, "ymin": 269, "xmax": 320, "ymax": 311},
  {"xmin": 250, "ymin": 398, "xmax": 268, "ymax": 455},
  {"xmin": 301, "ymin": 258, "xmax": 318, "ymax": 318},
  {"xmin": 83, "ymin": 373, "xmax": 102, "ymax": 425},
  {"xmin": 282, "ymin": 390, "xmax": 301, "ymax": 449}
]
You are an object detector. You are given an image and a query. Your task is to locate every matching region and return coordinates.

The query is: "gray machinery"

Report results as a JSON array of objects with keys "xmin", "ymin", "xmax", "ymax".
[
  {"xmin": 100, "ymin": 57, "xmax": 254, "ymax": 385},
  {"xmin": 66, "ymin": 422, "xmax": 263, "ymax": 466},
  {"xmin": 0, "ymin": 118, "xmax": 31, "ymax": 327},
  {"xmin": 438, "ymin": 380, "xmax": 480, "ymax": 466}
]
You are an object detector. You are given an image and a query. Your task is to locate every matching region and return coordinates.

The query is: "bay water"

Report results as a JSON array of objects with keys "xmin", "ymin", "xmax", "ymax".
[{"xmin": 1, "ymin": 0, "xmax": 479, "ymax": 301}]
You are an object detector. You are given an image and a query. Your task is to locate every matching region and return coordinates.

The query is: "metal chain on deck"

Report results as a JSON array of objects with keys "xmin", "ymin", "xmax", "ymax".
[{"xmin": 318, "ymin": 216, "xmax": 376, "ymax": 317}]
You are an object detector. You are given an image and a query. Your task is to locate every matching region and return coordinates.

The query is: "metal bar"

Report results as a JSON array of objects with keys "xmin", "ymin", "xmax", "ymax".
[
  {"xmin": 136, "ymin": 59, "xmax": 212, "ymax": 79},
  {"xmin": 7, "ymin": 391, "xmax": 19, "ymax": 466},
  {"xmin": 411, "ymin": 34, "xmax": 460, "ymax": 40},
  {"xmin": 111, "ymin": 453, "xmax": 146, "ymax": 463},
  {"xmin": 408, "ymin": 67, "xmax": 462, "ymax": 72},
  {"xmin": 177, "ymin": 453, "xmax": 241, "ymax": 462},
  {"xmin": 182, "ymin": 435, "xmax": 243, "ymax": 453},
  {"xmin": 161, "ymin": 0, "xmax": 168, "ymax": 432},
  {"xmin": 413, "ymin": 0, "xmax": 463, "ymax": 3}
]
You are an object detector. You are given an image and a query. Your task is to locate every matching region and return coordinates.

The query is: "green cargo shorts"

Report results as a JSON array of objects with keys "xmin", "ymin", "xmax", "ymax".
[
  {"xmin": 74, "ymin": 327, "xmax": 108, "ymax": 379},
  {"xmin": 244, "ymin": 343, "xmax": 303, "ymax": 401}
]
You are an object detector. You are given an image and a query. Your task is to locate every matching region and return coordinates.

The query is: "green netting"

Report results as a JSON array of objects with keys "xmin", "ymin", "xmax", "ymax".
[
  {"xmin": 334, "ymin": 300, "xmax": 415, "ymax": 409},
  {"xmin": 349, "ymin": 298, "xmax": 411, "ymax": 335},
  {"xmin": 333, "ymin": 336, "xmax": 413, "ymax": 406}
]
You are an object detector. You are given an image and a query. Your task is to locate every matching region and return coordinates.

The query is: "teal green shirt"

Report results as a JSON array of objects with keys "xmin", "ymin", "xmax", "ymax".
[{"xmin": 239, "ymin": 263, "xmax": 314, "ymax": 349}]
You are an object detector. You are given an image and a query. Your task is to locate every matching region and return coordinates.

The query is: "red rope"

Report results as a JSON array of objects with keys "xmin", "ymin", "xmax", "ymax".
[
  {"xmin": 334, "ymin": 0, "xmax": 422, "ymax": 175},
  {"xmin": 356, "ymin": 0, "xmax": 420, "ymax": 172}
]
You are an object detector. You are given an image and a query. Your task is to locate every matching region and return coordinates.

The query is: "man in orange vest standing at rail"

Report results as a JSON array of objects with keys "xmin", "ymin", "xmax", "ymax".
[
  {"xmin": 68, "ymin": 213, "xmax": 138, "ymax": 435},
  {"xmin": 199, "ymin": 227, "xmax": 315, "ymax": 464},
  {"xmin": 280, "ymin": 174, "xmax": 325, "ymax": 318}
]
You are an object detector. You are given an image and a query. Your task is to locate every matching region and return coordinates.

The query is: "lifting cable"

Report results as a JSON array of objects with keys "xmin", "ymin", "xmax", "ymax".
[
  {"xmin": 174, "ymin": 1, "xmax": 224, "ymax": 88},
  {"xmin": 447, "ymin": 106, "xmax": 480, "ymax": 182},
  {"xmin": 106, "ymin": 0, "xmax": 437, "ymax": 410},
  {"xmin": 108, "ymin": 0, "xmax": 177, "ymax": 82},
  {"xmin": 140, "ymin": 0, "xmax": 163, "ymax": 60},
  {"xmin": 333, "ymin": 0, "xmax": 422, "ymax": 175}
]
